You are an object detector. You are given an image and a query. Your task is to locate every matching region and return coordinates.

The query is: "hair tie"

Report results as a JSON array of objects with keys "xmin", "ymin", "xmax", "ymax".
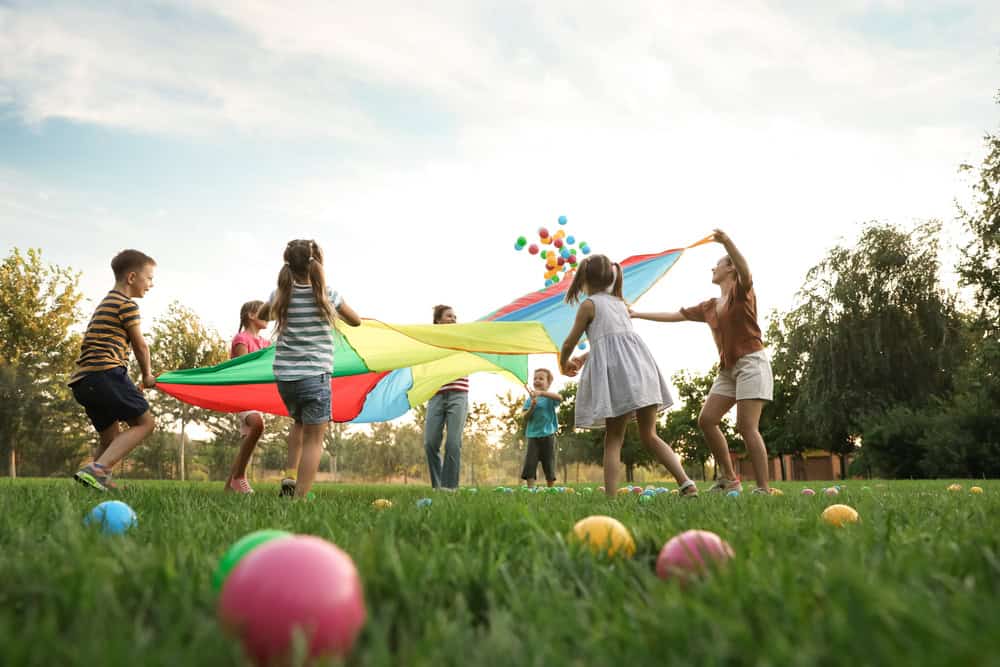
[{"xmin": 308, "ymin": 256, "xmax": 315, "ymax": 263}]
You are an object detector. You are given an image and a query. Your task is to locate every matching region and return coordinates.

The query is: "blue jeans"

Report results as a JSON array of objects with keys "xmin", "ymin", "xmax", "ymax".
[
  {"xmin": 424, "ymin": 391, "xmax": 468, "ymax": 489},
  {"xmin": 276, "ymin": 374, "xmax": 331, "ymax": 425}
]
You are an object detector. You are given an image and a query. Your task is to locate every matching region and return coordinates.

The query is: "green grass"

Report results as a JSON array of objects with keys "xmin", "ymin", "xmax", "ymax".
[{"xmin": 2, "ymin": 479, "xmax": 999, "ymax": 666}]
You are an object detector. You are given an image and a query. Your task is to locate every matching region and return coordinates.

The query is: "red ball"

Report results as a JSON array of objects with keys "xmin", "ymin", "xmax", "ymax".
[
  {"xmin": 538, "ymin": 227, "xmax": 549, "ymax": 238},
  {"xmin": 632, "ymin": 486, "xmax": 643, "ymax": 494},
  {"xmin": 528, "ymin": 244, "xmax": 539, "ymax": 255},
  {"xmin": 219, "ymin": 535, "xmax": 366, "ymax": 665},
  {"xmin": 557, "ymin": 257, "xmax": 565, "ymax": 266},
  {"xmin": 554, "ymin": 238, "xmax": 564, "ymax": 248},
  {"xmin": 656, "ymin": 530, "xmax": 734, "ymax": 581}
]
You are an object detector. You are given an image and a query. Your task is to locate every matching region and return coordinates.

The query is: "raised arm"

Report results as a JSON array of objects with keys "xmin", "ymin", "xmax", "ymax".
[
  {"xmin": 713, "ymin": 229, "xmax": 751, "ymax": 287},
  {"xmin": 629, "ymin": 309, "xmax": 686, "ymax": 323},
  {"xmin": 559, "ymin": 300, "xmax": 595, "ymax": 376}
]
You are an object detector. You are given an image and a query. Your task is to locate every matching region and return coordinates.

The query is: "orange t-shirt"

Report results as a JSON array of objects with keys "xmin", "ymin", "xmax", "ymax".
[{"xmin": 680, "ymin": 279, "xmax": 764, "ymax": 369}]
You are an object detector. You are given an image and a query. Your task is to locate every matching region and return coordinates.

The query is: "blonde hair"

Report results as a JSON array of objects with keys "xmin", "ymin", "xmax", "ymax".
[
  {"xmin": 564, "ymin": 255, "xmax": 623, "ymax": 305},
  {"xmin": 271, "ymin": 240, "xmax": 335, "ymax": 335}
]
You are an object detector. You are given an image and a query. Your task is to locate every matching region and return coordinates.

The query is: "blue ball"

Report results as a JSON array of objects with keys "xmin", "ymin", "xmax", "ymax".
[
  {"xmin": 416, "ymin": 498, "xmax": 432, "ymax": 508},
  {"xmin": 727, "ymin": 490, "xmax": 741, "ymax": 497},
  {"xmin": 577, "ymin": 341, "xmax": 587, "ymax": 350},
  {"xmin": 558, "ymin": 215, "xmax": 567, "ymax": 225},
  {"xmin": 566, "ymin": 235, "xmax": 576, "ymax": 245},
  {"xmin": 514, "ymin": 243, "xmax": 524, "ymax": 251},
  {"xmin": 642, "ymin": 489, "xmax": 656, "ymax": 497},
  {"xmin": 581, "ymin": 246, "xmax": 591, "ymax": 255},
  {"xmin": 84, "ymin": 500, "xmax": 137, "ymax": 535},
  {"xmin": 544, "ymin": 279, "xmax": 553, "ymax": 287}
]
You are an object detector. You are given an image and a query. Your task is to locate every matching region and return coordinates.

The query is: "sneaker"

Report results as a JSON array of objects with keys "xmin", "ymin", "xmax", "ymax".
[
  {"xmin": 752, "ymin": 487, "xmax": 777, "ymax": 496},
  {"xmin": 74, "ymin": 463, "xmax": 112, "ymax": 492},
  {"xmin": 227, "ymin": 477, "xmax": 254, "ymax": 494},
  {"xmin": 708, "ymin": 478, "xmax": 743, "ymax": 494},
  {"xmin": 280, "ymin": 477, "xmax": 296, "ymax": 497},
  {"xmin": 679, "ymin": 480, "xmax": 699, "ymax": 497}
]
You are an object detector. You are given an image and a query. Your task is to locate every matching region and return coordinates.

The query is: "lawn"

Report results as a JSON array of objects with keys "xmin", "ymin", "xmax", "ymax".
[{"xmin": 1, "ymin": 479, "xmax": 998, "ymax": 666}]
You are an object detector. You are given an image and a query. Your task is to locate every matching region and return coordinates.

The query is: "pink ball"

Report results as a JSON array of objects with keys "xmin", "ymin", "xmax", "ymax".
[
  {"xmin": 801, "ymin": 488, "xmax": 816, "ymax": 496},
  {"xmin": 528, "ymin": 244, "xmax": 539, "ymax": 255},
  {"xmin": 656, "ymin": 530, "xmax": 734, "ymax": 581},
  {"xmin": 219, "ymin": 535, "xmax": 366, "ymax": 665}
]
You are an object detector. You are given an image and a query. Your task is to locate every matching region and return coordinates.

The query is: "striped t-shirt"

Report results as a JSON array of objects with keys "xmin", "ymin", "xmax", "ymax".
[
  {"xmin": 437, "ymin": 376, "xmax": 469, "ymax": 394},
  {"xmin": 271, "ymin": 284, "xmax": 343, "ymax": 381},
  {"xmin": 69, "ymin": 290, "xmax": 140, "ymax": 385}
]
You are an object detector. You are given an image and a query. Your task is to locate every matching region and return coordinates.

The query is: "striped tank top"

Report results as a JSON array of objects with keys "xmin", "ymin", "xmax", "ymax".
[
  {"xmin": 271, "ymin": 284, "xmax": 342, "ymax": 381},
  {"xmin": 69, "ymin": 290, "xmax": 140, "ymax": 385}
]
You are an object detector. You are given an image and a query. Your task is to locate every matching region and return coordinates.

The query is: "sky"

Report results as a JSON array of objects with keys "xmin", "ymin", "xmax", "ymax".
[{"xmin": 1, "ymin": 0, "xmax": 998, "ymax": 418}]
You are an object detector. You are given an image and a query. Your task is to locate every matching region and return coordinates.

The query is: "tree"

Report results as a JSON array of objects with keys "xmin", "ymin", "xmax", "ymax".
[
  {"xmin": 145, "ymin": 301, "xmax": 228, "ymax": 480},
  {"xmin": 661, "ymin": 368, "xmax": 734, "ymax": 480},
  {"xmin": 463, "ymin": 401, "xmax": 494, "ymax": 486},
  {"xmin": 0, "ymin": 248, "xmax": 87, "ymax": 477},
  {"xmin": 958, "ymin": 90, "xmax": 1000, "ymax": 333},
  {"xmin": 773, "ymin": 222, "xmax": 965, "ymax": 462}
]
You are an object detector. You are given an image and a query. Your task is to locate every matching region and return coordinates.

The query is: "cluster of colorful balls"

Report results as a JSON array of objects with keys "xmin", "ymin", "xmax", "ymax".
[
  {"xmin": 214, "ymin": 530, "xmax": 366, "ymax": 666},
  {"xmin": 514, "ymin": 215, "xmax": 592, "ymax": 289}
]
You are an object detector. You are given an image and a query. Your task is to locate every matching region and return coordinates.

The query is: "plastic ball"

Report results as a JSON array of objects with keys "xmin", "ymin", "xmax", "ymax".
[
  {"xmin": 656, "ymin": 530, "xmax": 734, "ymax": 581},
  {"xmin": 554, "ymin": 229, "xmax": 566, "ymax": 240},
  {"xmin": 581, "ymin": 246, "xmax": 591, "ymax": 255},
  {"xmin": 466, "ymin": 487, "xmax": 478, "ymax": 493},
  {"xmin": 727, "ymin": 490, "xmax": 740, "ymax": 497},
  {"xmin": 558, "ymin": 215, "xmax": 567, "ymax": 225},
  {"xmin": 577, "ymin": 342, "xmax": 587, "ymax": 350},
  {"xmin": 557, "ymin": 257, "xmax": 565, "ymax": 266},
  {"xmin": 495, "ymin": 486, "xmax": 506, "ymax": 493},
  {"xmin": 670, "ymin": 489, "xmax": 680, "ymax": 495},
  {"xmin": 551, "ymin": 275, "xmax": 560, "ymax": 283},
  {"xmin": 581, "ymin": 487, "xmax": 594, "ymax": 494},
  {"xmin": 769, "ymin": 488, "xmax": 785, "ymax": 496},
  {"xmin": 821, "ymin": 504, "xmax": 860, "ymax": 527},
  {"xmin": 569, "ymin": 247, "xmax": 577, "ymax": 254},
  {"xmin": 971, "ymin": 486, "xmax": 984, "ymax": 494},
  {"xmin": 639, "ymin": 494, "xmax": 653, "ymax": 504},
  {"xmin": 597, "ymin": 486, "xmax": 605, "ymax": 493},
  {"xmin": 516, "ymin": 236, "xmax": 527, "ymax": 246},
  {"xmin": 84, "ymin": 500, "xmax": 137, "ymax": 536},
  {"xmin": 801, "ymin": 488, "xmax": 816, "ymax": 496},
  {"xmin": 218, "ymin": 536, "xmax": 366, "ymax": 665},
  {"xmin": 565, "ymin": 487, "xmax": 576, "ymax": 494},
  {"xmin": 372, "ymin": 498, "xmax": 392, "ymax": 510},
  {"xmin": 416, "ymin": 498, "xmax": 432, "ymax": 507},
  {"xmin": 541, "ymin": 236, "xmax": 552, "ymax": 246},
  {"xmin": 528, "ymin": 244, "xmax": 539, "ymax": 255},
  {"xmin": 947, "ymin": 483, "xmax": 963, "ymax": 492},
  {"xmin": 213, "ymin": 529, "xmax": 292, "ymax": 591},
  {"xmin": 632, "ymin": 487, "xmax": 643, "ymax": 495},
  {"xmin": 571, "ymin": 515, "xmax": 635, "ymax": 558},
  {"xmin": 824, "ymin": 487, "xmax": 839, "ymax": 496},
  {"xmin": 554, "ymin": 238, "xmax": 564, "ymax": 249},
  {"xmin": 544, "ymin": 279, "xmax": 553, "ymax": 287},
  {"xmin": 539, "ymin": 227, "xmax": 549, "ymax": 238},
  {"xmin": 540, "ymin": 249, "xmax": 548, "ymax": 259},
  {"xmin": 641, "ymin": 490, "xmax": 655, "ymax": 497}
]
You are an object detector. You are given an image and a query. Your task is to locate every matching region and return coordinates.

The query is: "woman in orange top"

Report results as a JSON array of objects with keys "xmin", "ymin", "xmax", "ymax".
[{"xmin": 630, "ymin": 229, "xmax": 774, "ymax": 494}]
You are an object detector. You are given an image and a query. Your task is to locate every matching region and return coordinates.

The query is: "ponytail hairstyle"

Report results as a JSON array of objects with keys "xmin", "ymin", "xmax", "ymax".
[
  {"xmin": 238, "ymin": 300, "xmax": 265, "ymax": 332},
  {"xmin": 564, "ymin": 254, "xmax": 622, "ymax": 304},
  {"xmin": 271, "ymin": 239, "xmax": 336, "ymax": 335}
]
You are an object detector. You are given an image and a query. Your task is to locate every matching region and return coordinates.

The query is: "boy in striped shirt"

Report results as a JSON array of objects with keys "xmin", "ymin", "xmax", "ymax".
[{"xmin": 71, "ymin": 249, "xmax": 158, "ymax": 491}]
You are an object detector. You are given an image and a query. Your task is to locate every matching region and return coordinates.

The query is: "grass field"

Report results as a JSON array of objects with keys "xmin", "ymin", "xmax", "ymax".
[{"xmin": 2, "ymin": 479, "xmax": 999, "ymax": 666}]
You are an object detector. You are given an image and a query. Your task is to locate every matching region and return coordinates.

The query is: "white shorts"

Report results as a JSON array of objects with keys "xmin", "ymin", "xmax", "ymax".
[
  {"xmin": 709, "ymin": 350, "xmax": 773, "ymax": 402},
  {"xmin": 236, "ymin": 410, "xmax": 264, "ymax": 437}
]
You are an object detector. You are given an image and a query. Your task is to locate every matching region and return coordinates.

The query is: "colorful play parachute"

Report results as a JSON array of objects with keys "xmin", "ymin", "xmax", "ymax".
[{"xmin": 156, "ymin": 237, "xmax": 712, "ymax": 422}]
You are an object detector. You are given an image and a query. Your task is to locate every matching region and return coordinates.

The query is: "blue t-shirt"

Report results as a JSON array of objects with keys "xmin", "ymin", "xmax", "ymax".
[{"xmin": 523, "ymin": 396, "xmax": 559, "ymax": 438}]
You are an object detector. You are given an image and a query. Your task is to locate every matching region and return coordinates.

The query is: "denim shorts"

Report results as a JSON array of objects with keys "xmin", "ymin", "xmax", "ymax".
[
  {"xmin": 70, "ymin": 366, "xmax": 149, "ymax": 432},
  {"xmin": 276, "ymin": 373, "xmax": 331, "ymax": 425}
]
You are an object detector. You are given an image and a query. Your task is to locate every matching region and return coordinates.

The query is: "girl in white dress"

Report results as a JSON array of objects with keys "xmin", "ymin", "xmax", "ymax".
[{"xmin": 559, "ymin": 254, "xmax": 698, "ymax": 498}]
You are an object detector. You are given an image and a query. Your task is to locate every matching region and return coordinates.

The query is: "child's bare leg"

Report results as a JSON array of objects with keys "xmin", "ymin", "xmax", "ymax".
[
  {"xmin": 636, "ymin": 405, "xmax": 691, "ymax": 485},
  {"xmin": 603, "ymin": 416, "xmax": 628, "ymax": 497},
  {"xmin": 228, "ymin": 413, "xmax": 263, "ymax": 483},
  {"xmin": 294, "ymin": 422, "xmax": 328, "ymax": 497},
  {"xmin": 698, "ymin": 394, "xmax": 738, "ymax": 480},
  {"xmin": 95, "ymin": 412, "xmax": 155, "ymax": 469},
  {"xmin": 526, "ymin": 478, "xmax": 535, "ymax": 488},
  {"xmin": 285, "ymin": 423, "xmax": 303, "ymax": 476},
  {"xmin": 95, "ymin": 423, "xmax": 120, "ymax": 464},
  {"xmin": 736, "ymin": 399, "xmax": 769, "ymax": 489}
]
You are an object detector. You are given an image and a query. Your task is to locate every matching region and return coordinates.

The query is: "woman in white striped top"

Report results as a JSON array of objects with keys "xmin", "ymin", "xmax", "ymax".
[{"xmin": 423, "ymin": 305, "xmax": 469, "ymax": 489}]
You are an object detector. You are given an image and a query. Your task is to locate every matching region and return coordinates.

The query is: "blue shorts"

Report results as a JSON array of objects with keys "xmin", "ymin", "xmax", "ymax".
[
  {"xmin": 70, "ymin": 367, "xmax": 149, "ymax": 432},
  {"xmin": 276, "ymin": 373, "xmax": 331, "ymax": 425}
]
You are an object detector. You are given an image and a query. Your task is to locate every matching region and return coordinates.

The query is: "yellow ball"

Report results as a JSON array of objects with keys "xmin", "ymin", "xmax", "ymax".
[
  {"xmin": 372, "ymin": 498, "xmax": 393, "ymax": 509},
  {"xmin": 768, "ymin": 488, "xmax": 784, "ymax": 496},
  {"xmin": 670, "ymin": 489, "xmax": 680, "ymax": 495},
  {"xmin": 565, "ymin": 487, "xmax": 576, "ymax": 494},
  {"xmin": 572, "ymin": 515, "xmax": 636, "ymax": 558},
  {"xmin": 821, "ymin": 504, "xmax": 859, "ymax": 527},
  {"xmin": 970, "ymin": 486, "xmax": 984, "ymax": 494},
  {"xmin": 947, "ymin": 484, "xmax": 963, "ymax": 492}
]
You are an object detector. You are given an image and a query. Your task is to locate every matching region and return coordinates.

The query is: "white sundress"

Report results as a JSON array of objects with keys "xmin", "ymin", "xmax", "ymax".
[{"xmin": 573, "ymin": 292, "xmax": 674, "ymax": 429}]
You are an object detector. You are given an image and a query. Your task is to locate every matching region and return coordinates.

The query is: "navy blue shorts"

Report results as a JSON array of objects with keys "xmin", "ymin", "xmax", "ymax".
[
  {"xmin": 70, "ymin": 367, "xmax": 149, "ymax": 432},
  {"xmin": 277, "ymin": 373, "xmax": 331, "ymax": 425}
]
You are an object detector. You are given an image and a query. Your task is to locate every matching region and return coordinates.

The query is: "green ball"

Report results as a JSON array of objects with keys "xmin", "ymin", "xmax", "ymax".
[
  {"xmin": 517, "ymin": 236, "xmax": 527, "ymax": 245},
  {"xmin": 541, "ymin": 250, "xmax": 548, "ymax": 259},
  {"xmin": 639, "ymin": 494, "xmax": 653, "ymax": 503},
  {"xmin": 212, "ymin": 529, "xmax": 292, "ymax": 591}
]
